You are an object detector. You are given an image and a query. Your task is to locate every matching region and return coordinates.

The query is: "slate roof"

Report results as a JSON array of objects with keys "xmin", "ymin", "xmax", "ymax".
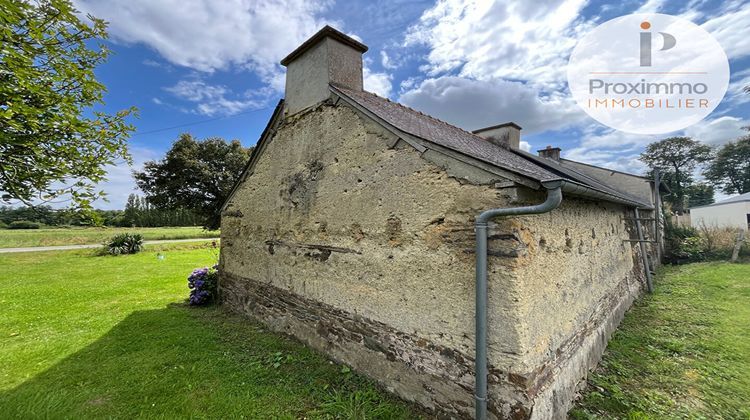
[
  {"xmin": 332, "ymin": 85, "xmax": 561, "ymax": 183},
  {"xmin": 331, "ymin": 85, "xmax": 652, "ymax": 208},
  {"xmin": 691, "ymin": 191, "xmax": 750, "ymax": 209},
  {"xmin": 515, "ymin": 149, "xmax": 652, "ymax": 207}
]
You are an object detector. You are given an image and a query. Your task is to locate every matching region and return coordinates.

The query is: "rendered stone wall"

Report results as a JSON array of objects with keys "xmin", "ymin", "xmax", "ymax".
[
  {"xmin": 496, "ymin": 199, "xmax": 646, "ymax": 418},
  {"xmin": 220, "ymin": 102, "xmax": 646, "ymax": 418}
]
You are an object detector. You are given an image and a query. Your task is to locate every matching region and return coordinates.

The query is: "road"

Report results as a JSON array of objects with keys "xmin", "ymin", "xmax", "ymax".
[{"xmin": 0, "ymin": 238, "xmax": 220, "ymax": 253}]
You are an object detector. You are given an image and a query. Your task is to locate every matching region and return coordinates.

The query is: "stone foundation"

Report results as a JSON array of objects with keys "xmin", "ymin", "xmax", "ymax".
[
  {"xmin": 220, "ymin": 264, "xmax": 643, "ymax": 419},
  {"xmin": 220, "ymin": 271, "xmax": 536, "ymax": 418}
]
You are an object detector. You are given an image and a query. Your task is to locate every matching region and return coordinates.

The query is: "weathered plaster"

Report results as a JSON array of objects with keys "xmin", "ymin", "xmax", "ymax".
[
  {"xmin": 284, "ymin": 38, "xmax": 363, "ymax": 115},
  {"xmin": 220, "ymin": 102, "xmax": 647, "ymax": 418}
]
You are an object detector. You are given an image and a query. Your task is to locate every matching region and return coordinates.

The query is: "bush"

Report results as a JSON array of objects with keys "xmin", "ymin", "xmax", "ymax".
[
  {"xmin": 665, "ymin": 219, "xmax": 746, "ymax": 264},
  {"xmin": 664, "ymin": 221, "xmax": 699, "ymax": 264},
  {"xmin": 188, "ymin": 266, "xmax": 218, "ymax": 305},
  {"xmin": 697, "ymin": 225, "xmax": 738, "ymax": 260},
  {"xmin": 105, "ymin": 233, "xmax": 143, "ymax": 255},
  {"xmin": 7, "ymin": 220, "xmax": 41, "ymax": 229}
]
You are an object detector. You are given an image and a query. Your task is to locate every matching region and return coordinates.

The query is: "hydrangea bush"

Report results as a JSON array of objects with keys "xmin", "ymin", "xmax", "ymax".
[{"xmin": 188, "ymin": 265, "xmax": 218, "ymax": 305}]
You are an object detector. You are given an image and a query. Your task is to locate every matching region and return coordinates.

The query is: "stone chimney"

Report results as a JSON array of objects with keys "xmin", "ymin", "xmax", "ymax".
[
  {"xmin": 538, "ymin": 145, "xmax": 561, "ymax": 161},
  {"xmin": 280, "ymin": 26, "xmax": 368, "ymax": 115},
  {"xmin": 472, "ymin": 122, "xmax": 522, "ymax": 149}
]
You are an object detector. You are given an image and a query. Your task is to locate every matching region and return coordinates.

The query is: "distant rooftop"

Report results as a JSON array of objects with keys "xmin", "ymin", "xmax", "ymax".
[{"xmin": 692, "ymin": 192, "xmax": 750, "ymax": 209}]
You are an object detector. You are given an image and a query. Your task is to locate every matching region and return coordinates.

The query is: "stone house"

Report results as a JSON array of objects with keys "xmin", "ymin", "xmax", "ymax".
[{"xmin": 220, "ymin": 26, "xmax": 661, "ymax": 419}]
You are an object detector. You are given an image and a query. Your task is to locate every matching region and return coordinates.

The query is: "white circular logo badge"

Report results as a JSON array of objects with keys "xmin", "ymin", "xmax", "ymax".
[{"xmin": 567, "ymin": 13, "xmax": 729, "ymax": 135}]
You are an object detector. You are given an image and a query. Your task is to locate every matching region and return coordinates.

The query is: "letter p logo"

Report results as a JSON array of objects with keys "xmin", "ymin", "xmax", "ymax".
[{"xmin": 640, "ymin": 21, "xmax": 676, "ymax": 66}]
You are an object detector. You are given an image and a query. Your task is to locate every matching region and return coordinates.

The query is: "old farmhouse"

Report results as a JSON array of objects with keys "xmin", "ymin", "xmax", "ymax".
[{"xmin": 220, "ymin": 26, "xmax": 662, "ymax": 419}]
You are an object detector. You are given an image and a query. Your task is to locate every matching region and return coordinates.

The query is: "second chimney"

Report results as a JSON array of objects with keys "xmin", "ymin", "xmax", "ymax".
[
  {"xmin": 280, "ymin": 26, "xmax": 368, "ymax": 115},
  {"xmin": 538, "ymin": 145, "xmax": 561, "ymax": 161},
  {"xmin": 472, "ymin": 122, "xmax": 522, "ymax": 149}
]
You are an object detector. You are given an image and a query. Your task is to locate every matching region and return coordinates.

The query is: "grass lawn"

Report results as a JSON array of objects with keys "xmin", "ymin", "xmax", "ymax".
[
  {"xmin": 0, "ymin": 226, "xmax": 217, "ymax": 248},
  {"xmin": 570, "ymin": 262, "xmax": 750, "ymax": 419},
  {"xmin": 0, "ymin": 244, "xmax": 419, "ymax": 419}
]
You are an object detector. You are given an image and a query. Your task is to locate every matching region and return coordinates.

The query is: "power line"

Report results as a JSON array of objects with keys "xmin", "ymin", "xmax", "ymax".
[{"xmin": 131, "ymin": 106, "xmax": 273, "ymax": 137}]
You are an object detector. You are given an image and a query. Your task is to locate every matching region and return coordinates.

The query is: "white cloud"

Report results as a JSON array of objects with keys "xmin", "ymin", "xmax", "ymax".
[
  {"xmin": 683, "ymin": 116, "xmax": 749, "ymax": 145},
  {"xmin": 399, "ymin": 76, "xmax": 584, "ymax": 133},
  {"xmin": 363, "ymin": 67, "xmax": 393, "ymax": 98},
  {"xmin": 726, "ymin": 68, "xmax": 750, "ymax": 105},
  {"xmin": 164, "ymin": 79, "xmax": 273, "ymax": 116},
  {"xmin": 701, "ymin": 3, "xmax": 750, "ymax": 60},
  {"xmin": 74, "ymin": 0, "xmax": 332, "ymax": 86},
  {"xmin": 380, "ymin": 50, "xmax": 398, "ymax": 70},
  {"xmin": 399, "ymin": 77, "xmax": 420, "ymax": 94},
  {"xmin": 405, "ymin": 0, "xmax": 591, "ymax": 88},
  {"xmin": 396, "ymin": 0, "xmax": 750, "ymax": 179}
]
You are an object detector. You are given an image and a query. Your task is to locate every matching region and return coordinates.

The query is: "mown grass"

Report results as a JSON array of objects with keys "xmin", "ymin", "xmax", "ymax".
[
  {"xmin": 570, "ymin": 262, "xmax": 750, "ymax": 419},
  {"xmin": 0, "ymin": 226, "xmax": 217, "ymax": 248},
  {"xmin": 0, "ymin": 244, "xmax": 420, "ymax": 418}
]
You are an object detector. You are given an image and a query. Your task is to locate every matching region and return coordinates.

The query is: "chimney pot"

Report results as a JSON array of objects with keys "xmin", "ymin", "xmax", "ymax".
[
  {"xmin": 281, "ymin": 26, "xmax": 368, "ymax": 115},
  {"xmin": 538, "ymin": 146, "xmax": 562, "ymax": 161},
  {"xmin": 472, "ymin": 122, "xmax": 522, "ymax": 149}
]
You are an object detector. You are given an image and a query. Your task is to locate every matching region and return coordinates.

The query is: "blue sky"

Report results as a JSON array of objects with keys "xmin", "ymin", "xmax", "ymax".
[{"xmin": 73, "ymin": 0, "xmax": 750, "ymax": 209}]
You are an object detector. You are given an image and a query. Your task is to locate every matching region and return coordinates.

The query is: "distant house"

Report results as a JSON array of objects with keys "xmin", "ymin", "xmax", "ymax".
[
  {"xmin": 690, "ymin": 192, "xmax": 750, "ymax": 230},
  {"xmin": 219, "ymin": 26, "xmax": 663, "ymax": 419}
]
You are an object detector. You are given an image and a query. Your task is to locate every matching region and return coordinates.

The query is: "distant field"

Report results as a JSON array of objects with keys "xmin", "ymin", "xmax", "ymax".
[{"xmin": 0, "ymin": 227, "xmax": 217, "ymax": 248}]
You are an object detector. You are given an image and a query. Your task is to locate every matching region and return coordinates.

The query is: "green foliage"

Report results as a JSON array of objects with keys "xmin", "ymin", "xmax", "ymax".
[
  {"xmin": 133, "ymin": 134, "xmax": 252, "ymax": 230},
  {"xmin": 683, "ymin": 182, "xmax": 714, "ymax": 208},
  {"xmin": 105, "ymin": 233, "xmax": 143, "ymax": 255},
  {"xmin": 7, "ymin": 220, "xmax": 40, "ymax": 229},
  {"xmin": 0, "ymin": 203, "xmax": 199, "ymax": 228},
  {"xmin": 0, "ymin": 0, "xmax": 135, "ymax": 209},
  {"xmin": 664, "ymin": 221, "xmax": 703, "ymax": 264},
  {"xmin": 570, "ymin": 263, "xmax": 750, "ymax": 418},
  {"xmin": 704, "ymin": 133, "xmax": 750, "ymax": 195},
  {"xmin": 664, "ymin": 220, "xmax": 744, "ymax": 264},
  {"xmin": 0, "ymin": 205, "xmax": 65, "ymax": 225},
  {"xmin": 122, "ymin": 194, "xmax": 201, "ymax": 227},
  {"xmin": 314, "ymin": 389, "xmax": 415, "ymax": 419},
  {"xmin": 640, "ymin": 137, "xmax": 712, "ymax": 212}
]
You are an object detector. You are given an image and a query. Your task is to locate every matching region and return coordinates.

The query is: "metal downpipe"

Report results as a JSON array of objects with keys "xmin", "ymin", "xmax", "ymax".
[{"xmin": 474, "ymin": 185, "xmax": 563, "ymax": 420}]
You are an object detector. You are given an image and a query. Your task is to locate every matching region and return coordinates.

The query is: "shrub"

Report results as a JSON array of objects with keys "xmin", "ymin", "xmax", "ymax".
[
  {"xmin": 188, "ymin": 266, "xmax": 218, "ymax": 305},
  {"xmin": 106, "ymin": 233, "xmax": 143, "ymax": 255},
  {"xmin": 697, "ymin": 225, "xmax": 738, "ymax": 260},
  {"xmin": 7, "ymin": 220, "xmax": 41, "ymax": 229},
  {"xmin": 664, "ymin": 219, "xmax": 746, "ymax": 264}
]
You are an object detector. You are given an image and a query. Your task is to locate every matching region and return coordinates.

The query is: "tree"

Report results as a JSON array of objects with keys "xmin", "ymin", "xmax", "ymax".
[
  {"xmin": 122, "ymin": 194, "xmax": 142, "ymax": 227},
  {"xmin": 133, "ymin": 134, "xmax": 252, "ymax": 230},
  {"xmin": 0, "ymin": 0, "xmax": 135, "ymax": 209},
  {"xmin": 704, "ymin": 133, "xmax": 750, "ymax": 195},
  {"xmin": 684, "ymin": 183, "xmax": 714, "ymax": 208},
  {"xmin": 640, "ymin": 137, "xmax": 712, "ymax": 213}
]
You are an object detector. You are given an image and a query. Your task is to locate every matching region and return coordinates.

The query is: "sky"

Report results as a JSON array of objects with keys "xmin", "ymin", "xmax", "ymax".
[{"xmin": 67, "ymin": 0, "xmax": 750, "ymax": 209}]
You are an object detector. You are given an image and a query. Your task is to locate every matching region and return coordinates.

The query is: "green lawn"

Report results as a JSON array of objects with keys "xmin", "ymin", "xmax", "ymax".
[
  {"xmin": 570, "ymin": 262, "xmax": 750, "ymax": 419},
  {"xmin": 0, "ymin": 245, "xmax": 419, "ymax": 419},
  {"xmin": 0, "ymin": 226, "xmax": 217, "ymax": 248}
]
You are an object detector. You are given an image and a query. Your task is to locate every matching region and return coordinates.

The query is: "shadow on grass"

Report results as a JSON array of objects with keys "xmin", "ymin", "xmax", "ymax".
[{"xmin": 0, "ymin": 304, "xmax": 420, "ymax": 419}]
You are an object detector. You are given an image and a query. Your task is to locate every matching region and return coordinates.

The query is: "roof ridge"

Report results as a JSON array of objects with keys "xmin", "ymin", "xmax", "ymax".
[
  {"xmin": 331, "ymin": 85, "xmax": 478, "ymax": 136},
  {"xmin": 333, "ymin": 85, "xmax": 492, "ymax": 144}
]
